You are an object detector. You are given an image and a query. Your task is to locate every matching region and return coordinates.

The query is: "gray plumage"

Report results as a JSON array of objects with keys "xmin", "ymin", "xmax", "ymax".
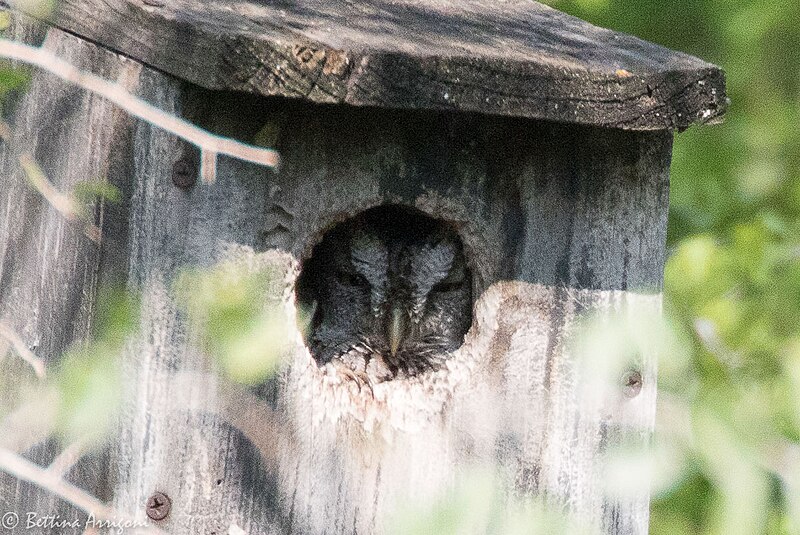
[{"xmin": 297, "ymin": 206, "xmax": 472, "ymax": 383}]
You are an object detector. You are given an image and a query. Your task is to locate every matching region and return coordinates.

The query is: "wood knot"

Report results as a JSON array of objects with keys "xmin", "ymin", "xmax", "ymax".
[
  {"xmin": 292, "ymin": 45, "xmax": 325, "ymax": 69},
  {"xmin": 322, "ymin": 49, "xmax": 350, "ymax": 76}
]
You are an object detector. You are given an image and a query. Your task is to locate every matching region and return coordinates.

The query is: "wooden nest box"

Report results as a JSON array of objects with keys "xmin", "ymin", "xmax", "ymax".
[{"xmin": 0, "ymin": 1, "xmax": 725, "ymax": 534}]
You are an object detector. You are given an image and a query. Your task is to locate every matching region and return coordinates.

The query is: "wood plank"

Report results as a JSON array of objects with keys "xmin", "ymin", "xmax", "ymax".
[
  {"xmin": 17, "ymin": 0, "xmax": 726, "ymax": 130},
  {"xmin": 0, "ymin": 20, "xmax": 141, "ymax": 532},
  {"xmin": 201, "ymin": 97, "xmax": 669, "ymax": 290}
]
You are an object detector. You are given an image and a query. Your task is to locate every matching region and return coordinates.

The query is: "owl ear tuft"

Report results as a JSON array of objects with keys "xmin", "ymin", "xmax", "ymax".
[{"xmin": 349, "ymin": 229, "xmax": 389, "ymax": 277}]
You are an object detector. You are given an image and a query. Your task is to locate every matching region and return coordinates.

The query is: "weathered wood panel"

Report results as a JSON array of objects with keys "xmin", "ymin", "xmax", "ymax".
[
  {"xmin": 15, "ymin": 0, "xmax": 726, "ymax": 131},
  {"xmin": 111, "ymin": 71, "xmax": 286, "ymax": 535},
  {"xmin": 102, "ymin": 84, "xmax": 667, "ymax": 534},
  {"xmin": 281, "ymin": 280, "xmax": 658, "ymax": 534},
  {"xmin": 207, "ymin": 98, "xmax": 669, "ymax": 291},
  {"xmin": 0, "ymin": 20, "xmax": 141, "ymax": 533}
]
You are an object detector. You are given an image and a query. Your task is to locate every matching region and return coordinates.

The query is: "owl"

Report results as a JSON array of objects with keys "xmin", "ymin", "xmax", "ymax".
[{"xmin": 297, "ymin": 206, "xmax": 472, "ymax": 386}]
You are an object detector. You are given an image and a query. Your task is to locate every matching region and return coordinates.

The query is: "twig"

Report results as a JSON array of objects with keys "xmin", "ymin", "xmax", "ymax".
[
  {"xmin": 0, "ymin": 321, "xmax": 46, "ymax": 378},
  {"xmin": 0, "ymin": 447, "xmax": 113, "ymax": 516},
  {"xmin": 693, "ymin": 317, "xmax": 742, "ymax": 368},
  {"xmin": 0, "ymin": 447, "xmax": 166, "ymax": 534},
  {"xmin": 17, "ymin": 153, "xmax": 77, "ymax": 217},
  {"xmin": 18, "ymin": 153, "xmax": 102, "ymax": 243},
  {"xmin": 0, "ymin": 38, "xmax": 280, "ymax": 183},
  {"xmin": 0, "ymin": 388, "xmax": 57, "ymax": 452},
  {"xmin": 47, "ymin": 439, "xmax": 89, "ymax": 478}
]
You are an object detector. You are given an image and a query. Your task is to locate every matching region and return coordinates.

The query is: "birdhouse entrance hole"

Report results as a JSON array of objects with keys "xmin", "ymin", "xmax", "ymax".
[{"xmin": 296, "ymin": 205, "xmax": 473, "ymax": 384}]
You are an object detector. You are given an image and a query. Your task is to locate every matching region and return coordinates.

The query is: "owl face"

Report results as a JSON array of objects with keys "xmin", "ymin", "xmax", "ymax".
[{"xmin": 297, "ymin": 206, "xmax": 472, "ymax": 380}]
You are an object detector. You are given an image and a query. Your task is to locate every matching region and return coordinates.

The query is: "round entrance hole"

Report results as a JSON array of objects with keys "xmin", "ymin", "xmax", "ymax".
[{"xmin": 296, "ymin": 205, "xmax": 473, "ymax": 383}]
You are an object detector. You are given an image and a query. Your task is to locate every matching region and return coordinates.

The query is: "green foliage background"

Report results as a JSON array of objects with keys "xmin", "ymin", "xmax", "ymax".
[{"xmin": 542, "ymin": 1, "xmax": 800, "ymax": 533}]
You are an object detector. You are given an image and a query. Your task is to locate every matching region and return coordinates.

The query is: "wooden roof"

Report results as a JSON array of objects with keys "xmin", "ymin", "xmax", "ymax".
[{"xmin": 32, "ymin": 0, "xmax": 726, "ymax": 130}]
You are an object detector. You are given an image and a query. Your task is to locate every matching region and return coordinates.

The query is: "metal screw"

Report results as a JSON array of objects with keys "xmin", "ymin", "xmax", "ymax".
[
  {"xmin": 172, "ymin": 157, "xmax": 196, "ymax": 189},
  {"xmin": 621, "ymin": 370, "xmax": 643, "ymax": 398},
  {"xmin": 145, "ymin": 492, "xmax": 171, "ymax": 521}
]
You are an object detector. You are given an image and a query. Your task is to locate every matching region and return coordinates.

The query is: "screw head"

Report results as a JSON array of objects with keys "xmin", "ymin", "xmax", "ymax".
[
  {"xmin": 621, "ymin": 370, "xmax": 643, "ymax": 398},
  {"xmin": 172, "ymin": 157, "xmax": 196, "ymax": 189},
  {"xmin": 145, "ymin": 492, "xmax": 171, "ymax": 521}
]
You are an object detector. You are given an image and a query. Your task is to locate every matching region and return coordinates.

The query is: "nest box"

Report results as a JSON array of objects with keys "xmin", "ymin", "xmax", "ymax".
[{"xmin": 0, "ymin": 1, "xmax": 725, "ymax": 534}]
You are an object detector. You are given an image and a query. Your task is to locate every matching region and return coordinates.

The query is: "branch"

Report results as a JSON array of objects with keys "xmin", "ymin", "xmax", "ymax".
[
  {"xmin": 0, "ymin": 38, "xmax": 280, "ymax": 183},
  {"xmin": 0, "ymin": 447, "xmax": 166, "ymax": 534},
  {"xmin": 18, "ymin": 153, "xmax": 102, "ymax": 243},
  {"xmin": 46, "ymin": 439, "xmax": 89, "ymax": 478},
  {"xmin": 0, "ymin": 321, "xmax": 46, "ymax": 378},
  {"xmin": 0, "ymin": 119, "xmax": 102, "ymax": 242},
  {"xmin": 0, "ymin": 389, "xmax": 57, "ymax": 452}
]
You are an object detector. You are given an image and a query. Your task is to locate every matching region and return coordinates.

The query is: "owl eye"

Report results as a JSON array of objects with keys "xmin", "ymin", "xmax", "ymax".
[
  {"xmin": 337, "ymin": 270, "xmax": 369, "ymax": 288},
  {"xmin": 432, "ymin": 266, "xmax": 467, "ymax": 293},
  {"xmin": 432, "ymin": 279, "xmax": 464, "ymax": 293}
]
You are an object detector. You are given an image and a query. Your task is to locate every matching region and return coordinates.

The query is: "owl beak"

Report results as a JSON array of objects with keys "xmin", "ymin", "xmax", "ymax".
[{"xmin": 388, "ymin": 305, "xmax": 407, "ymax": 357}]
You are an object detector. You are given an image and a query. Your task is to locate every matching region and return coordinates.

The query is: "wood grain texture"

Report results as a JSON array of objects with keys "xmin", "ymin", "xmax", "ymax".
[
  {"xmin": 1, "ymin": 22, "xmax": 670, "ymax": 534},
  {"xmin": 281, "ymin": 279, "xmax": 659, "ymax": 534},
  {"xmin": 105, "ymin": 89, "xmax": 667, "ymax": 533},
  {"xmin": 0, "ymin": 19, "xmax": 141, "ymax": 533},
  {"xmin": 18, "ymin": 0, "xmax": 726, "ymax": 130},
  {"xmin": 197, "ymin": 96, "xmax": 670, "ymax": 292},
  {"xmin": 110, "ymin": 72, "xmax": 289, "ymax": 534}
]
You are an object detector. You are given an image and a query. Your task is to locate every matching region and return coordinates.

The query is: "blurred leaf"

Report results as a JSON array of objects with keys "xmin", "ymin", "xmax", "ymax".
[
  {"xmin": 0, "ymin": 64, "xmax": 30, "ymax": 97},
  {"xmin": 53, "ymin": 287, "xmax": 139, "ymax": 445},
  {"xmin": 55, "ymin": 342, "xmax": 121, "ymax": 445},
  {"xmin": 253, "ymin": 120, "xmax": 281, "ymax": 148},
  {"xmin": 72, "ymin": 179, "xmax": 122, "ymax": 205},
  {"xmin": 387, "ymin": 467, "xmax": 598, "ymax": 535},
  {"xmin": 10, "ymin": 0, "xmax": 56, "ymax": 19},
  {"xmin": 174, "ymin": 262, "xmax": 288, "ymax": 385},
  {"xmin": 0, "ymin": 11, "xmax": 11, "ymax": 32}
]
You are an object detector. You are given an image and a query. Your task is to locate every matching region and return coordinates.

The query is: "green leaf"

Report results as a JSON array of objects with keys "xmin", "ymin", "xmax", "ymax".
[
  {"xmin": 174, "ymin": 262, "xmax": 288, "ymax": 385},
  {"xmin": 0, "ymin": 65, "xmax": 30, "ymax": 93},
  {"xmin": 72, "ymin": 180, "xmax": 122, "ymax": 205}
]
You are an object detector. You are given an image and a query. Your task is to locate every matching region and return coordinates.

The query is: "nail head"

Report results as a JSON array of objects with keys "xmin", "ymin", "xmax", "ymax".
[
  {"xmin": 622, "ymin": 370, "xmax": 643, "ymax": 398},
  {"xmin": 146, "ymin": 491, "xmax": 171, "ymax": 521},
  {"xmin": 172, "ymin": 157, "xmax": 196, "ymax": 189}
]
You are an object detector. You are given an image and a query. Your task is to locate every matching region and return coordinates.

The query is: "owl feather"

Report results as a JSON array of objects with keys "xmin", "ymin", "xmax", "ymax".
[{"xmin": 296, "ymin": 206, "xmax": 472, "ymax": 385}]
